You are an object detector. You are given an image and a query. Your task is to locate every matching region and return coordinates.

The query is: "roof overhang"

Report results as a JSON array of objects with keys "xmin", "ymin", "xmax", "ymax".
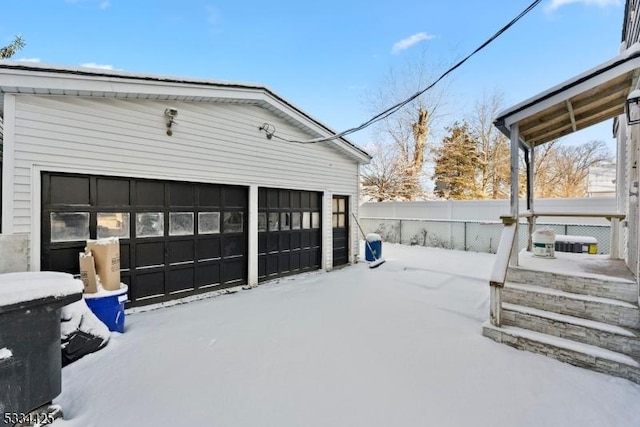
[
  {"xmin": 494, "ymin": 44, "xmax": 640, "ymax": 147},
  {"xmin": 0, "ymin": 62, "xmax": 371, "ymax": 164}
]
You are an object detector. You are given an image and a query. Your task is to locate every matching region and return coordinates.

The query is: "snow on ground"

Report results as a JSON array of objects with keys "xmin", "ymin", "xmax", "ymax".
[{"xmin": 52, "ymin": 244, "xmax": 640, "ymax": 427}]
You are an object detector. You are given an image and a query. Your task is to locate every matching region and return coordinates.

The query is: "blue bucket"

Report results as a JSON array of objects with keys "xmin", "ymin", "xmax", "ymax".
[
  {"xmin": 84, "ymin": 285, "xmax": 128, "ymax": 333},
  {"xmin": 365, "ymin": 239, "xmax": 382, "ymax": 262}
]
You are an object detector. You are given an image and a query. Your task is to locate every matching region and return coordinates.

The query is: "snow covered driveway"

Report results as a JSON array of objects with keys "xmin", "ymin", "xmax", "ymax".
[{"xmin": 53, "ymin": 244, "xmax": 640, "ymax": 427}]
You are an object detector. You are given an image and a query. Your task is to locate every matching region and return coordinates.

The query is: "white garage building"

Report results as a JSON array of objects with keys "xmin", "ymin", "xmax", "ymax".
[{"xmin": 0, "ymin": 62, "xmax": 370, "ymax": 306}]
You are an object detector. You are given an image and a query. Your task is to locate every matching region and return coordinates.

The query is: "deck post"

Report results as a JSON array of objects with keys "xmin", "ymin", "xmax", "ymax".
[
  {"xmin": 610, "ymin": 217, "xmax": 621, "ymax": 259},
  {"xmin": 510, "ymin": 123, "xmax": 520, "ymax": 266},
  {"xmin": 527, "ymin": 144, "xmax": 535, "ymax": 251}
]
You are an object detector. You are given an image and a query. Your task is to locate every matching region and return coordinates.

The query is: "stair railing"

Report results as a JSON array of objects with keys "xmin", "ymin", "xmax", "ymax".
[{"xmin": 489, "ymin": 216, "xmax": 518, "ymax": 327}]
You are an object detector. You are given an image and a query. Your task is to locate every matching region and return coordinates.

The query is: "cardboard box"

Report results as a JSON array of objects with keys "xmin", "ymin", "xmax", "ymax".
[
  {"xmin": 86, "ymin": 238, "xmax": 121, "ymax": 291},
  {"xmin": 79, "ymin": 251, "xmax": 98, "ymax": 293}
]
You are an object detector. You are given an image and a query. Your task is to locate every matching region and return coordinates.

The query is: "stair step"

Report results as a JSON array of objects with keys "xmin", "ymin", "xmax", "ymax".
[
  {"xmin": 506, "ymin": 265, "xmax": 637, "ymax": 303},
  {"xmin": 482, "ymin": 323, "xmax": 640, "ymax": 384},
  {"xmin": 503, "ymin": 282, "xmax": 640, "ymax": 329},
  {"xmin": 502, "ymin": 303, "xmax": 640, "ymax": 358}
]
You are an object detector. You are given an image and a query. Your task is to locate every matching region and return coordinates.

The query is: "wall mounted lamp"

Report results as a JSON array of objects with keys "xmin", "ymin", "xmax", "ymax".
[
  {"xmin": 626, "ymin": 90, "xmax": 640, "ymax": 125},
  {"xmin": 258, "ymin": 122, "xmax": 276, "ymax": 139},
  {"xmin": 164, "ymin": 108, "xmax": 178, "ymax": 135}
]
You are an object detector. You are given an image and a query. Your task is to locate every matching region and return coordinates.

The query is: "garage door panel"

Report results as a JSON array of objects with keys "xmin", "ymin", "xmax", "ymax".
[
  {"xmin": 199, "ymin": 185, "xmax": 221, "ymax": 207},
  {"xmin": 266, "ymin": 255, "xmax": 279, "ymax": 276},
  {"xmin": 222, "ymin": 235, "xmax": 245, "ymax": 258},
  {"xmin": 50, "ymin": 175, "xmax": 90, "ymax": 205},
  {"xmin": 169, "ymin": 240, "xmax": 195, "ymax": 264},
  {"xmin": 135, "ymin": 271, "xmax": 165, "ymax": 299},
  {"xmin": 197, "ymin": 237, "xmax": 221, "ymax": 260},
  {"xmin": 136, "ymin": 181, "xmax": 164, "ymax": 206},
  {"xmin": 120, "ymin": 243, "xmax": 131, "ymax": 270},
  {"xmin": 301, "ymin": 231, "xmax": 310, "ymax": 249},
  {"xmin": 258, "ymin": 257, "xmax": 266, "ymax": 278},
  {"xmin": 222, "ymin": 259, "xmax": 245, "ymax": 283},
  {"xmin": 136, "ymin": 241, "xmax": 165, "ymax": 267},
  {"xmin": 290, "ymin": 252, "xmax": 300, "ymax": 271},
  {"xmin": 169, "ymin": 182, "xmax": 195, "ymax": 207},
  {"xmin": 279, "ymin": 232, "xmax": 291, "ymax": 251},
  {"xmin": 258, "ymin": 233, "xmax": 267, "ymax": 254},
  {"xmin": 278, "ymin": 254, "xmax": 290, "ymax": 273},
  {"xmin": 223, "ymin": 187, "xmax": 248, "ymax": 208},
  {"xmin": 49, "ymin": 246, "xmax": 83, "ymax": 274},
  {"xmin": 300, "ymin": 251, "xmax": 310, "ymax": 269},
  {"xmin": 291, "ymin": 233, "xmax": 301, "ymax": 249},
  {"xmin": 97, "ymin": 178, "xmax": 130, "ymax": 206},
  {"xmin": 197, "ymin": 263, "xmax": 220, "ymax": 287},
  {"xmin": 169, "ymin": 268, "xmax": 194, "ymax": 293}
]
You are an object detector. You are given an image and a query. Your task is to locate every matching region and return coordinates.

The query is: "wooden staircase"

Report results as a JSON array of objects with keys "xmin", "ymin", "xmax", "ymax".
[{"xmin": 483, "ymin": 254, "xmax": 640, "ymax": 384}]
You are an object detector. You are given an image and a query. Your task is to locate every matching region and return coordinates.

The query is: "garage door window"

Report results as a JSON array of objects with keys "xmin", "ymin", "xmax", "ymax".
[
  {"xmin": 198, "ymin": 212, "xmax": 220, "ymax": 234},
  {"xmin": 280, "ymin": 212, "xmax": 290, "ymax": 230},
  {"xmin": 97, "ymin": 213, "xmax": 130, "ymax": 239},
  {"xmin": 223, "ymin": 212, "xmax": 244, "ymax": 233},
  {"xmin": 50, "ymin": 212, "xmax": 90, "ymax": 242},
  {"xmin": 302, "ymin": 212, "xmax": 311, "ymax": 229},
  {"xmin": 268, "ymin": 212, "xmax": 279, "ymax": 231},
  {"xmin": 291, "ymin": 212, "xmax": 301, "ymax": 230},
  {"xmin": 312, "ymin": 212, "xmax": 320, "ymax": 229},
  {"xmin": 136, "ymin": 212, "xmax": 164, "ymax": 238},
  {"xmin": 258, "ymin": 213, "xmax": 267, "ymax": 232},
  {"xmin": 169, "ymin": 212, "xmax": 194, "ymax": 236}
]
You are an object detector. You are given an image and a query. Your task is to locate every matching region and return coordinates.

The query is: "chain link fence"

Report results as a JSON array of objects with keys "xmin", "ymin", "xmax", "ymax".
[{"xmin": 359, "ymin": 217, "xmax": 612, "ymax": 255}]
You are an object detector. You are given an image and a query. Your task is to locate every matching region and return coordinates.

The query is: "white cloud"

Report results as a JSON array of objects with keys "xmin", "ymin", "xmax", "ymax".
[
  {"xmin": 80, "ymin": 62, "xmax": 114, "ymax": 70},
  {"xmin": 99, "ymin": 1, "xmax": 110, "ymax": 9},
  {"xmin": 16, "ymin": 57, "xmax": 41, "ymax": 62},
  {"xmin": 546, "ymin": 0, "xmax": 621, "ymax": 12},
  {"xmin": 391, "ymin": 32, "xmax": 435, "ymax": 55}
]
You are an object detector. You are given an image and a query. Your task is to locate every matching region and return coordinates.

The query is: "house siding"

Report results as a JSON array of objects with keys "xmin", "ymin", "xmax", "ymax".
[
  {"xmin": 8, "ymin": 94, "xmax": 361, "ymax": 270},
  {"xmin": 621, "ymin": 1, "xmax": 640, "ymax": 279}
]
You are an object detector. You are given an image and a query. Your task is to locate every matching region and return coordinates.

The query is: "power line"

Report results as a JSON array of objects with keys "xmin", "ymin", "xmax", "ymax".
[{"xmin": 265, "ymin": 0, "xmax": 543, "ymax": 145}]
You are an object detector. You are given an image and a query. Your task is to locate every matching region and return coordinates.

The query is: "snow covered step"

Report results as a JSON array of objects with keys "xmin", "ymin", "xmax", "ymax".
[
  {"xmin": 502, "ymin": 303, "xmax": 640, "ymax": 359},
  {"xmin": 503, "ymin": 282, "xmax": 640, "ymax": 329},
  {"xmin": 482, "ymin": 323, "xmax": 640, "ymax": 385},
  {"xmin": 506, "ymin": 266, "xmax": 638, "ymax": 303}
]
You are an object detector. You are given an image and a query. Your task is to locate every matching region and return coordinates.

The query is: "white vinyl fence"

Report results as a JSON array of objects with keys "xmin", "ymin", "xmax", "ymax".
[{"xmin": 359, "ymin": 198, "xmax": 615, "ymax": 255}]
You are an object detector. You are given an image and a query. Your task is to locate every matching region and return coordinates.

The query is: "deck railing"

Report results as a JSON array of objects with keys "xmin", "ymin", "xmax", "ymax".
[{"xmin": 520, "ymin": 211, "xmax": 625, "ymax": 259}]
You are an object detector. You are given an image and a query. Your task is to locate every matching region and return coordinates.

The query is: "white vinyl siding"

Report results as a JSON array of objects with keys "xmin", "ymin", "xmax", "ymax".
[{"xmin": 8, "ymin": 95, "xmax": 361, "ymax": 271}]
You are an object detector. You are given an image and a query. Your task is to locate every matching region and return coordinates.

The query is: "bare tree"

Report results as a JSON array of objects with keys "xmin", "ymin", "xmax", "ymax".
[
  {"xmin": 527, "ymin": 140, "xmax": 613, "ymax": 198},
  {"xmin": 362, "ymin": 48, "xmax": 451, "ymax": 201},
  {"xmin": 361, "ymin": 141, "xmax": 412, "ymax": 201}
]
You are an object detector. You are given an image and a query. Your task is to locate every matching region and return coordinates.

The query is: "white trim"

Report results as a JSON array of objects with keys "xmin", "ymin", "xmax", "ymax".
[
  {"xmin": 1, "ymin": 95, "xmax": 15, "ymax": 234},
  {"xmin": 499, "ymin": 48, "xmax": 640, "ymax": 127},
  {"xmin": 248, "ymin": 184, "xmax": 258, "ymax": 286},
  {"xmin": 322, "ymin": 190, "xmax": 331, "ymax": 271}
]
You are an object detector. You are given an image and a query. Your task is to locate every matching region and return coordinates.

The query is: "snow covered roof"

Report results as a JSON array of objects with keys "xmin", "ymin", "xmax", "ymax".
[
  {"xmin": 494, "ymin": 43, "xmax": 640, "ymax": 146},
  {"xmin": 0, "ymin": 61, "xmax": 371, "ymax": 164}
]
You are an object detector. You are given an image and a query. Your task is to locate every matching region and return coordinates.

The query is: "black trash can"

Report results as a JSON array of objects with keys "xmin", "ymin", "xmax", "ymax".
[{"xmin": 0, "ymin": 273, "xmax": 82, "ymax": 421}]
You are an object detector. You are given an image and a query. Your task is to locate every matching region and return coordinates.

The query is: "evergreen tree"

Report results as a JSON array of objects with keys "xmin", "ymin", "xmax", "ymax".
[
  {"xmin": 0, "ymin": 35, "xmax": 25, "ymax": 59},
  {"xmin": 432, "ymin": 121, "xmax": 482, "ymax": 199}
]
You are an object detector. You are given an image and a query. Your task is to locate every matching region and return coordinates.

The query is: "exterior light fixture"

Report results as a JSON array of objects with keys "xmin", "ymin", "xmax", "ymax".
[
  {"xmin": 626, "ymin": 90, "xmax": 640, "ymax": 125},
  {"xmin": 258, "ymin": 122, "xmax": 276, "ymax": 139},
  {"xmin": 164, "ymin": 108, "xmax": 178, "ymax": 135}
]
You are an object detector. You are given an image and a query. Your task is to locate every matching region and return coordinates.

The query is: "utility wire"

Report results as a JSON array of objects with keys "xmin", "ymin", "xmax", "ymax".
[{"xmin": 268, "ymin": 0, "xmax": 543, "ymax": 145}]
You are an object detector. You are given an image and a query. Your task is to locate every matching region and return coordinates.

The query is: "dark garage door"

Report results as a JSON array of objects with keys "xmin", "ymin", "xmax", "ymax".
[
  {"xmin": 332, "ymin": 195, "xmax": 349, "ymax": 267},
  {"xmin": 258, "ymin": 188, "xmax": 322, "ymax": 281},
  {"xmin": 41, "ymin": 172, "xmax": 248, "ymax": 306}
]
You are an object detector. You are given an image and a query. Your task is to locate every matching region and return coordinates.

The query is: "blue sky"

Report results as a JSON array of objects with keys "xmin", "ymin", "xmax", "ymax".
[{"xmin": 0, "ymin": 0, "xmax": 626, "ymax": 151}]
